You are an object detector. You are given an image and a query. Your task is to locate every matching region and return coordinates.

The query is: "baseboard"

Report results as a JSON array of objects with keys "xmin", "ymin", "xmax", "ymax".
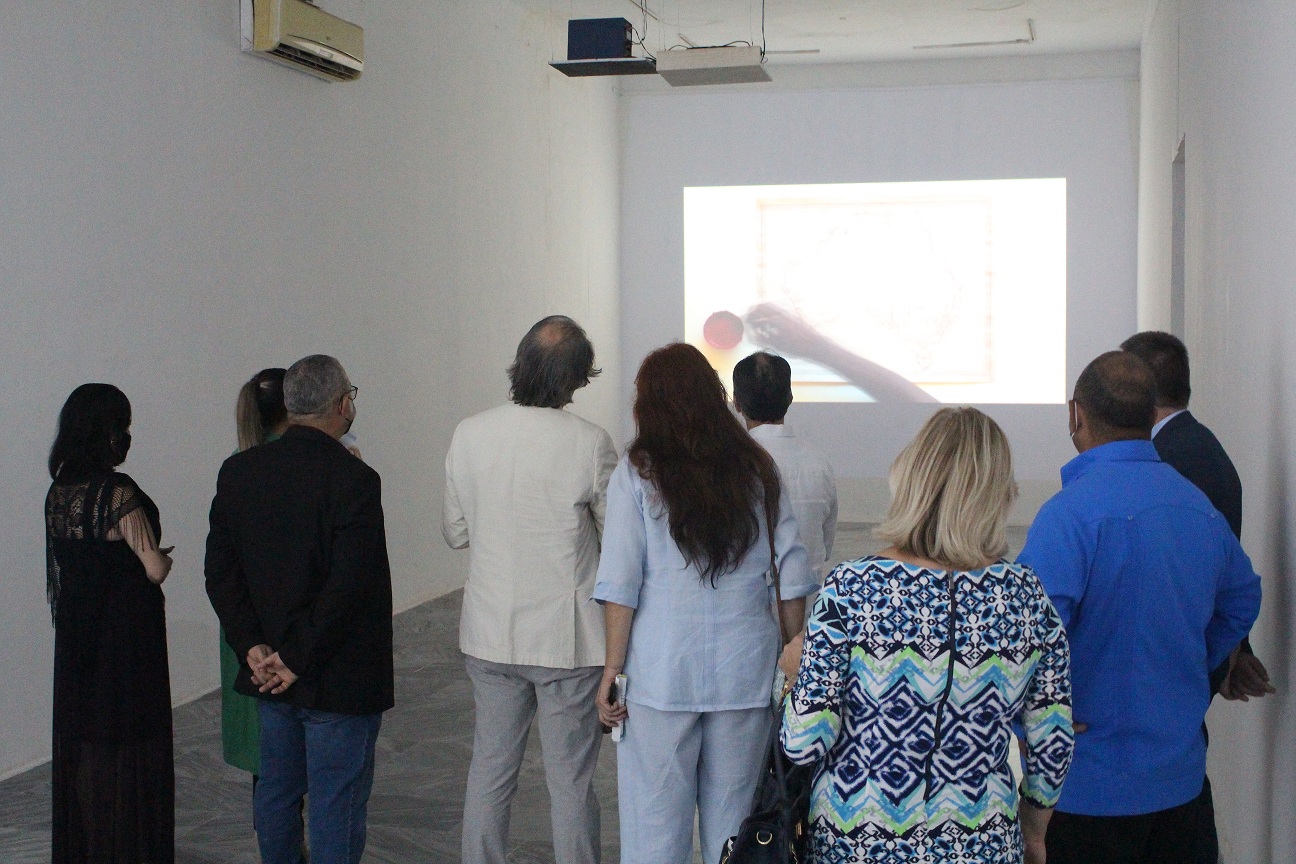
[{"xmin": 0, "ymin": 754, "xmax": 50, "ymax": 782}]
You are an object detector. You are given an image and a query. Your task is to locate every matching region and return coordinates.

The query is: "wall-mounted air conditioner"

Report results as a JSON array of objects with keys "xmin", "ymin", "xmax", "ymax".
[{"xmin": 240, "ymin": 0, "xmax": 364, "ymax": 82}]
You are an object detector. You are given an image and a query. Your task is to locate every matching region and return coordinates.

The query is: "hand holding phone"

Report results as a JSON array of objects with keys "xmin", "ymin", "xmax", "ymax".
[{"xmin": 611, "ymin": 674, "xmax": 628, "ymax": 742}]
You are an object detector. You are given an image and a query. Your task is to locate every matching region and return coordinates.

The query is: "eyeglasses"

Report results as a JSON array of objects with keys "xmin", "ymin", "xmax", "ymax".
[{"xmin": 346, "ymin": 385, "xmax": 358, "ymax": 402}]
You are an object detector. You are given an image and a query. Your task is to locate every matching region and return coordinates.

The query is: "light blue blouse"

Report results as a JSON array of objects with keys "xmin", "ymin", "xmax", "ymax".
[{"xmin": 592, "ymin": 456, "xmax": 817, "ymax": 712}]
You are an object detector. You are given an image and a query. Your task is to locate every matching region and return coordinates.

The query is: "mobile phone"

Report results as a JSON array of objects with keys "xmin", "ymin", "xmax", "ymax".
[{"xmin": 611, "ymin": 674, "xmax": 628, "ymax": 743}]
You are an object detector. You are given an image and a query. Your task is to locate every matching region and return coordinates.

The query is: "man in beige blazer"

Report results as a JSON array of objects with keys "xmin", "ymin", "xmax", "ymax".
[{"xmin": 444, "ymin": 316, "xmax": 617, "ymax": 864}]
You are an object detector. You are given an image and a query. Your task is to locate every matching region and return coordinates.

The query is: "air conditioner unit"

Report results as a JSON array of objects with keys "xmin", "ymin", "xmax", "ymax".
[{"xmin": 240, "ymin": 0, "xmax": 364, "ymax": 82}]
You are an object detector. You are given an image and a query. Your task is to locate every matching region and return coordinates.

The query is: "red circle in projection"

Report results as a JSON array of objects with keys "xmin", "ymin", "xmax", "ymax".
[{"xmin": 703, "ymin": 311, "xmax": 744, "ymax": 350}]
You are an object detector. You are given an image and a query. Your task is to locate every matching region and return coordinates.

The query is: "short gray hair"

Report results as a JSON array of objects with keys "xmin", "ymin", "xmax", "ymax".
[{"xmin": 284, "ymin": 355, "xmax": 350, "ymax": 416}]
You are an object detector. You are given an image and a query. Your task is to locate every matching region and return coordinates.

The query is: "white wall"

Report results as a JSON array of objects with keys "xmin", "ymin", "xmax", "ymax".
[
  {"xmin": 619, "ymin": 56, "xmax": 1140, "ymax": 522},
  {"xmin": 0, "ymin": 0, "xmax": 620, "ymax": 778},
  {"xmin": 1138, "ymin": 3, "xmax": 1295, "ymax": 862}
]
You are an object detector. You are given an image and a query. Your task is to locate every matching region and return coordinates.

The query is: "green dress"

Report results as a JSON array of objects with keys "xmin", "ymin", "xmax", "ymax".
[
  {"xmin": 219, "ymin": 433, "xmax": 280, "ymax": 775},
  {"xmin": 220, "ymin": 627, "xmax": 260, "ymax": 774}
]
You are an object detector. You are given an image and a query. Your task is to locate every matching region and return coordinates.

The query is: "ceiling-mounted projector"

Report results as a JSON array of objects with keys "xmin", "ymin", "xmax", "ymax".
[
  {"xmin": 655, "ymin": 46, "xmax": 770, "ymax": 86},
  {"xmin": 551, "ymin": 18, "xmax": 656, "ymax": 77}
]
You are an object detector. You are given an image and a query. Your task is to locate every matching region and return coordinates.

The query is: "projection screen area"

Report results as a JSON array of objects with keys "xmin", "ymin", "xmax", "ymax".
[{"xmin": 685, "ymin": 179, "xmax": 1068, "ymax": 404}]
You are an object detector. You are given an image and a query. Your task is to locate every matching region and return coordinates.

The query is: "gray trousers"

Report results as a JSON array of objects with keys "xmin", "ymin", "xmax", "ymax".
[{"xmin": 462, "ymin": 656, "xmax": 603, "ymax": 864}]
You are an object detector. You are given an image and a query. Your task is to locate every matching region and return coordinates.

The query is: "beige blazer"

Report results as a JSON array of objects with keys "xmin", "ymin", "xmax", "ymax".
[{"xmin": 443, "ymin": 403, "xmax": 617, "ymax": 668}]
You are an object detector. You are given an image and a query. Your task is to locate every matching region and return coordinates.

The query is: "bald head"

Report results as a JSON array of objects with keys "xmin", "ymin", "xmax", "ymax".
[
  {"xmin": 532, "ymin": 319, "xmax": 566, "ymax": 348},
  {"xmin": 1072, "ymin": 351, "xmax": 1156, "ymax": 446},
  {"xmin": 507, "ymin": 315, "xmax": 600, "ymax": 408}
]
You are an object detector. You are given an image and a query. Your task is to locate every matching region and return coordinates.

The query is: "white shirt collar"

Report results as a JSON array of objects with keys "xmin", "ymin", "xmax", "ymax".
[
  {"xmin": 1151, "ymin": 409, "xmax": 1188, "ymax": 439},
  {"xmin": 748, "ymin": 422, "xmax": 793, "ymax": 439}
]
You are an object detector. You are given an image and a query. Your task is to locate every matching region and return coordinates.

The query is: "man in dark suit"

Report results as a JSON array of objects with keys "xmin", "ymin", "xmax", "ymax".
[
  {"xmin": 206, "ymin": 354, "xmax": 393, "ymax": 864},
  {"xmin": 1121, "ymin": 332, "xmax": 1274, "ymax": 862},
  {"xmin": 1122, "ymin": 332, "xmax": 1243, "ymax": 537}
]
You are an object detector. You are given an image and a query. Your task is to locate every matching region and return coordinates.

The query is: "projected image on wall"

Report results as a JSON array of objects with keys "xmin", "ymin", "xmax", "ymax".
[{"xmin": 684, "ymin": 179, "xmax": 1067, "ymax": 403}]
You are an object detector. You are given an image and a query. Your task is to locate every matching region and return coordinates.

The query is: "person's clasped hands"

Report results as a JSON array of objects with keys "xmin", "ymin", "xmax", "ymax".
[
  {"xmin": 1219, "ymin": 646, "xmax": 1276, "ymax": 701},
  {"xmin": 247, "ymin": 644, "xmax": 299, "ymax": 695}
]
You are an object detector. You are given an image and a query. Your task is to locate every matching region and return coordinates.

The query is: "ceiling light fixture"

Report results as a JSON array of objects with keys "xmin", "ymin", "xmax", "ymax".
[{"xmin": 914, "ymin": 18, "xmax": 1035, "ymax": 50}]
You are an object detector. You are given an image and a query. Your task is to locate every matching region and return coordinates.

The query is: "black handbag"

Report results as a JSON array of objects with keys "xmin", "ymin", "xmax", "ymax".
[
  {"xmin": 718, "ymin": 486, "xmax": 815, "ymax": 864},
  {"xmin": 717, "ymin": 710, "xmax": 814, "ymax": 864}
]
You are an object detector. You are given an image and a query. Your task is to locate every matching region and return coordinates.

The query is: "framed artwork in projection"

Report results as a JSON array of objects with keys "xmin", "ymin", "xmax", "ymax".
[{"xmin": 684, "ymin": 178, "xmax": 1067, "ymax": 404}]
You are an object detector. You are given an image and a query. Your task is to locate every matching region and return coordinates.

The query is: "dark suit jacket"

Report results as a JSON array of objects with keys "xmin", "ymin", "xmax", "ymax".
[
  {"xmin": 205, "ymin": 425, "xmax": 394, "ymax": 715},
  {"xmin": 1154, "ymin": 410, "xmax": 1252, "ymax": 681},
  {"xmin": 1153, "ymin": 411, "xmax": 1243, "ymax": 540}
]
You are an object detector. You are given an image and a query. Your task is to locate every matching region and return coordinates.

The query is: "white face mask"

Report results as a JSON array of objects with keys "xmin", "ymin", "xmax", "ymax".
[{"xmin": 342, "ymin": 399, "xmax": 355, "ymax": 436}]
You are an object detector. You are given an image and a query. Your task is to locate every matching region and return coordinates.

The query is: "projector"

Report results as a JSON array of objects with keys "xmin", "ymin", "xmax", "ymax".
[
  {"xmin": 550, "ymin": 17, "xmax": 657, "ymax": 77},
  {"xmin": 655, "ymin": 46, "xmax": 771, "ymax": 86}
]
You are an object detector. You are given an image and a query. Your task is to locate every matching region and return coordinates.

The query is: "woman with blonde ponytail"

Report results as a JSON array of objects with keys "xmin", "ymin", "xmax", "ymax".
[
  {"xmin": 235, "ymin": 368, "xmax": 288, "ymax": 452},
  {"xmin": 221, "ymin": 369, "xmax": 287, "ymax": 800}
]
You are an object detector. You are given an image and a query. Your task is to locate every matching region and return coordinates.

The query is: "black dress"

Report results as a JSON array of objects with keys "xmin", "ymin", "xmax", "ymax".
[{"xmin": 46, "ymin": 472, "xmax": 174, "ymax": 864}]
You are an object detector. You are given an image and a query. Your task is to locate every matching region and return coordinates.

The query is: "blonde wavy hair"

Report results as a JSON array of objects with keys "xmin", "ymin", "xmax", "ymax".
[{"xmin": 874, "ymin": 407, "xmax": 1018, "ymax": 570}]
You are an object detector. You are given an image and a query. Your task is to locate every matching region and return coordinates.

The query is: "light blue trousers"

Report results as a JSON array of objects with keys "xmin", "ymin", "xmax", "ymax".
[{"xmin": 616, "ymin": 703, "xmax": 772, "ymax": 864}]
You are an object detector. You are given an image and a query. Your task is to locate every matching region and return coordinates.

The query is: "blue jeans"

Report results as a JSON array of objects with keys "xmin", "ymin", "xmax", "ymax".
[{"xmin": 255, "ymin": 700, "xmax": 382, "ymax": 864}]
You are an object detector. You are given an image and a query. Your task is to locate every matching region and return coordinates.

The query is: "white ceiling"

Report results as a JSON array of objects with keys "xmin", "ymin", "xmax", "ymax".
[{"xmin": 525, "ymin": 0, "xmax": 1152, "ymax": 64}]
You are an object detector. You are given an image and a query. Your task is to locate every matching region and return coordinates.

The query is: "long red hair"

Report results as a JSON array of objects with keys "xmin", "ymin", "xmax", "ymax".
[{"xmin": 628, "ymin": 343, "xmax": 781, "ymax": 583}]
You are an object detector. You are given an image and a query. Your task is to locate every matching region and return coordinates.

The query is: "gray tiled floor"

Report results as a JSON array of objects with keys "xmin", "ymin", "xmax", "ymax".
[
  {"xmin": 0, "ymin": 590, "xmax": 620, "ymax": 864},
  {"xmin": 0, "ymin": 522, "xmax": 1026, "ymax": 863}
]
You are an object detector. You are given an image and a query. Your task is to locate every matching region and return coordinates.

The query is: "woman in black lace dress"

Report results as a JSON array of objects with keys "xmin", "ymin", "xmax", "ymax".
[{"xmin": 45, "ymin": 383, "xmax": 176, "ymax": 864}]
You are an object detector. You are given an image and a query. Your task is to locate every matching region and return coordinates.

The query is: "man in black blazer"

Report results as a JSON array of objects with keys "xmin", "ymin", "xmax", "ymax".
[
  {"xmin": 1122, "ymin": 333, "xmax": 1270, "ymax": 690},
  {"xmin": 1121, "ymin": 332, "xmax": 1273, "ymax": 863},
  {"xmin": 1152, "ymin": 408, "xmax": 1243, "ymax": 532},
  {"xmin": 1126, "ymin": 339, "xmax": 1244, "ymax": 539},
  {"xmin": 206, "ymin": 354, "xmax": 393, "ymax": 864}
]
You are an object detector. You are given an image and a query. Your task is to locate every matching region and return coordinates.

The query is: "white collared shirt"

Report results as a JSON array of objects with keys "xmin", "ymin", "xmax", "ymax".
[
  {"xmin": 443, "ymin": 403, "xmax": 618, "ymax": 668},
  {"xmin": 1151, "ymin": 409, "xmax": 1188, "ymax": 440},
  {"xmin": 749, "ymin": 422, "xmax": 838, "ymax": 580}
]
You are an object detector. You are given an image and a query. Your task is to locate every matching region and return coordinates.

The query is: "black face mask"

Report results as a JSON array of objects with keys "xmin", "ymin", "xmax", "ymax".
[{"xmin": 113, "ymin": 431, "xmax": 132, "ymax": 463}]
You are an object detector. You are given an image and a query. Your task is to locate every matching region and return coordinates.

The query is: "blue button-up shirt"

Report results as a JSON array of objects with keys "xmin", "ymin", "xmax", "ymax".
[
  {"xmin": 593, "ymin": 456, "xmax": 817, "ymax": 712},
  {"xmin": 1018, "ymin": 439, "xmax": 1262, "ymax": 817}
]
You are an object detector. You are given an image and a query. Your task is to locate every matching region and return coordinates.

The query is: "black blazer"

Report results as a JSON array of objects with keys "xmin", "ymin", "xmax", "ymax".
[
  {"xmin": 205, "ymin": 425, "xmax": 394, "ymax": 715},
  {"xmin": 1153, "ymin": 411, "xmax": 1243, "ymax": 540},
  {"xmin": 1154, "ymin": 410, "xmax": 1251, "ymax": 683}
]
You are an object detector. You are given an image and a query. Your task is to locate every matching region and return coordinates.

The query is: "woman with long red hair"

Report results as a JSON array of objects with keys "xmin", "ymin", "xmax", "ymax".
[{"xmin": 594, "ymin": 343, "xmax": 816, "ymax": 864}]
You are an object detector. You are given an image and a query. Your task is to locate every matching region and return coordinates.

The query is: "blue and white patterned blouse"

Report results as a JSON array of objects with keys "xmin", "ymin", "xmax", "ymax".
[{"xmin": 781, "ymin": 556, "xmax": 1073, "ymax": 864}]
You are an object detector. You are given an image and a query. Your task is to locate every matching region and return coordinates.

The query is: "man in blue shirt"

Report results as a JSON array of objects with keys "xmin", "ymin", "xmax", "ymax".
[
  {"xmin": 1018, "ymin": 351, "xmax": 1262, "ymax": 864},
  {"xmin": 1120, "ymin": 331, "xmax": 1275, "ymax": 862}
]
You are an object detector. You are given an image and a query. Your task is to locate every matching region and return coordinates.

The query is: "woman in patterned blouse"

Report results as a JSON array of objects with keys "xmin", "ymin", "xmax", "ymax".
[{"xmin": 779, "ymin": 407, "xmax": 1074, "ymax": 864}]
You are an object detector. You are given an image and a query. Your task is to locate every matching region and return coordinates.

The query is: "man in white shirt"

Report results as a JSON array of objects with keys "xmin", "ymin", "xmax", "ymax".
[
  {"xmin": 732, "ymin": 351, "xmax": 838, "ymax": 581},
  {"xmin": 443, "ymin": 316, "xmax": 617, "ymax": 864}
]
